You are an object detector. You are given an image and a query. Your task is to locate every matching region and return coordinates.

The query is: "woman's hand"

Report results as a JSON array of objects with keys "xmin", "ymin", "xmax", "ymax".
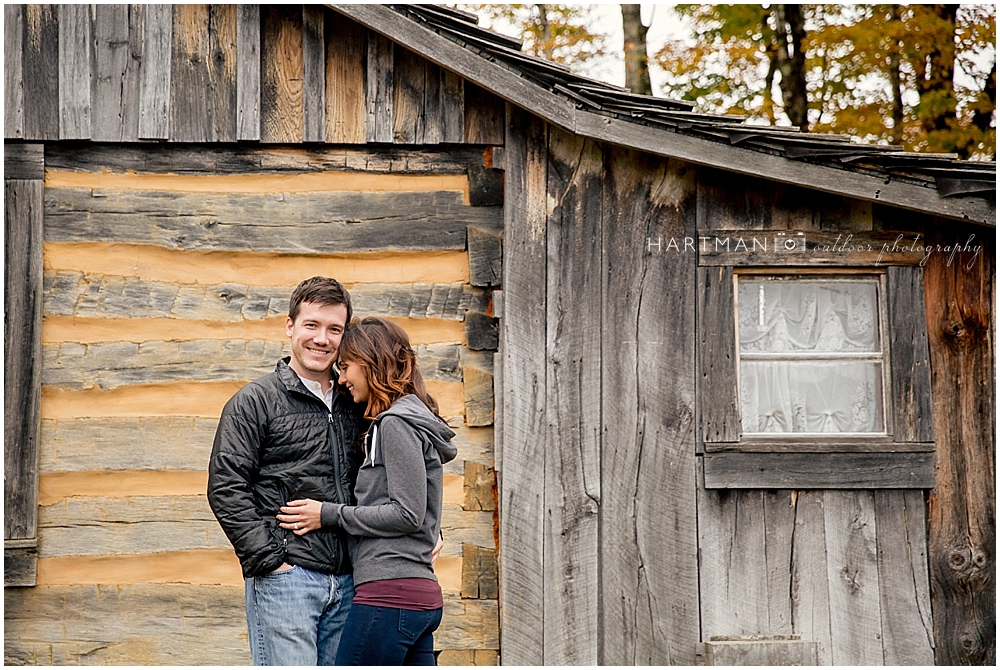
[{"xmin": 278, "ymin": 499, "xmax": 323, "ymax": 536}]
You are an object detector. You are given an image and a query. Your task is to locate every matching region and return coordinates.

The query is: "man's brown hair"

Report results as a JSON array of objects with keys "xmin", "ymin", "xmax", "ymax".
[{"xmin": 288, "ymin": 276, "xmax": 352, "ymax": 323}]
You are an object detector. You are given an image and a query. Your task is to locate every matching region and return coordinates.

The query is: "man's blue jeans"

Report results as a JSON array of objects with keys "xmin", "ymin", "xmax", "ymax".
[
  {"xmin": 245, "ymin": 566, "xmax": 354, "ymax": 666},
  {"xmin": 334, "ymin": 604, "xmax": 442, "ymax": 666}
]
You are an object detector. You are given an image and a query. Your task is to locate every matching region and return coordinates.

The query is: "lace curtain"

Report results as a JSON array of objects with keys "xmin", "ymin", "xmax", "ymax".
[{"xmin": 738, "ymin": 279, "xmax": 885, "ymax": 434}]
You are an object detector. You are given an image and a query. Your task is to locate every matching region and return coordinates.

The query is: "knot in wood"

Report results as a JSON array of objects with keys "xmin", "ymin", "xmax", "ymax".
[
  {"xmin": 971, "ymin": 548, "xmax": 988, "ymax": 569},
  {"xmin": 948, "ymin": 548, "xmax": 970, "ymax": 571}
]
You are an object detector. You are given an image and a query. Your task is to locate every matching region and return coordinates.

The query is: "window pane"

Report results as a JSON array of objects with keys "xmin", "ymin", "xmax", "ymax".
[
  {"xmin": 738, "ymin": 280, "xmax": 880, "ymax": 353},
  {"xmin": 740, "ymin": 361, "xmax": 885, "ymax": 434}
]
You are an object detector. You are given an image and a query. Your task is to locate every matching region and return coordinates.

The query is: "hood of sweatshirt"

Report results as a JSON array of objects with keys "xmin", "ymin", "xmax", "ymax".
[{"xmin": 377, "ymin": 394, "xmax": 458, "ymax": 464}]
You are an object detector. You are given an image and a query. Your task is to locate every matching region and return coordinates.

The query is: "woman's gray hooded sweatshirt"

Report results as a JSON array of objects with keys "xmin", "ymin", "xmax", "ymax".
[{"xmin": 320, "ymin": 394, "xmax": 457, "ymax": 587}]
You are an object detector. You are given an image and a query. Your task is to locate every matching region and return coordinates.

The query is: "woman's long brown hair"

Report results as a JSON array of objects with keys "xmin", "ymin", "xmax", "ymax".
[{"xmin": 338, "ymin": 316, "xmax": 440, "ymax": 420}]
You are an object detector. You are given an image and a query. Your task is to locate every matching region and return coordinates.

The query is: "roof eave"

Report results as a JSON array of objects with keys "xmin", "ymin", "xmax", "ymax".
[{"xmin": 330, "ymin": 4, "xmax": 995, "ymax": 227}]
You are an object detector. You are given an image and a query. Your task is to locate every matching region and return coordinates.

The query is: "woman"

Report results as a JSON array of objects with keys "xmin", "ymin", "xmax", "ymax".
[{"xmin": 278, "ymin": 316, "xmax": 457, "ymax": 665}]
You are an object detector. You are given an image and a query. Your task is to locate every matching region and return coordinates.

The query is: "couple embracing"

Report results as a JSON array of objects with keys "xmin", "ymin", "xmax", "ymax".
[{"xmin": 208, "ymin": 277, "xmax": 457, "ymax": 666}]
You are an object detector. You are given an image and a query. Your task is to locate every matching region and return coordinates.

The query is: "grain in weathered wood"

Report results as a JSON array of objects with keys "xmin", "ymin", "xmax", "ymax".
[
  {"xmin": 463, "ymin": 461, "xmax": 496, "ymax": 512},
  {"xmin": 887, "ymin": 266, "xmax": 935, "ymax": 443},
  {"xmin": 464, "ymin": 312, "xmax": 498, "ymax": 351},
  {"xmin": 437, "ymin": 649, "xmax": 498, "ymax": 665},
  {"xmin": 259, "ymin": 5, "xmax": 304, "ymax": 143},
  {"xmin": 44, "ymin": 144, "xmax": 487, "ymax": 174},
  {"xmin": 763, "ymin": 490, "xmax": 796, "ymax": 633},
  {"xmin": 439, "ymin": 505, "xmax": 495, "ymax": 558},
  {"xmin": 37, "ymin": 495, "xmax": 229, "ymax": 558},
  {"xmin": 698, "ymin": 266, "xmax": 740, "ymax": 443},
  {"xmin": 697, "ymin": 229, "xmax": 926, "ymax": 266},
  {"xmin": 923, "ymin": 222, "xmax": 995, "ymax": 665},
  {"xmin": 393, "ymin": 45, "xmax": 426, "ymax": 144},
  {"xmin": 703, "ymin": 452, "xmax": 935, "ymax": 489},
  {"xmin": 366, "ymin": 32, "xmax": 394, "ymax": 143},
  {"xmin": 461, "ymin": 543, "xmax": 498, "ymax": 599},
  {"xmin": 4, "ymin": 4, "xmax": 24, "ymax": 138},
  {"xmin": 468, "ymin": 223, "xmax": 503, "ymax": 287},
  {"xmin": 4, "ymin": 584, "xmax": 250, "ymax": 665},
  {"xmin": 5, "ymin": 143, "xmax": 45, "ymax": 180},
  {"xmin": 463, "ymin": 366, "xmax": 494, "ymax": 427},
  {"xmin": 436, "ymin": 598, "xmax": 499, "ymax": 650},
  {"xmin": 772, "ymin": 182, "xmax": 821, "ymax": 231},
  {"xmin": 43, "ymin": 272, "xmax": 488, "ymax": 323},
  {"xmin": 464, "ymin": 82, "xmax": 504, "ymax": 145},
  {"xmin": 601, "ymin": 147, "xmax": 699, "ymax": 664},
  {"xmin": 235, "ymin": 4, "xmax": 260, "ymax": 141},
  {"xmin": 138, "ymin": 3, "xmax": 171, "ymax": 139},
  {"xmin": 422, "ymin": 61, "xmax": 444, "ymax": 144},
  {"xmin": 823, "ymin": 490, "xmax": 884, "ymax": 665},
  {"xmin": 42, "ymin": 340, "xmax": 464, "ymax": 390},
  {"xmin": 704, "ymin": 439, "xmax": 934, "ymax": 453},
  {"xmin": 443, "ymin": 426, "xmax": 495, "ymax": 477},
  {"xmin": 302, "ymin": 5, "xmax": 326, "ymax": 143},
  {"xmin": 468, "ymin": 164, "xmax": 504, "ymax": 207},
  {"xmin": 5, "ymin": 180, "xmax": 44, "ymax": 542},
  {"xmin": 58, "ymin": 3, "xmax": 92, "ymax": 139},
  {"xmin": 44, "ymin": 188, "xmax": 493, "ymax": 253},
  {"xmin": 40, "ymin": 417, "xmax": 218, "ymax": 472},
  {"xmin": 704, "ymin": 639, "xmax": 818, "ymax": 665},
  {"xmin": 820, "ymin": 193, "xmax": 873, "ymax": 231},
  {"xmin": 92, "ymin": 5, "xmax": 139, "ymax": 142},
  {"xmin": 789, "ymin": 490, "xmax": 834, "ymax": 665},
  {"xmin": 5, "ymin": 545, "xmax": 38, "ymax": 587},
  {"xmin": 542, "ymin": 127, "xmax": 602, "ymax": 665},
  {"xmin": 21, "ymin": 5, "xmax": 59, "ymax": 140},
  {"xmin": 874, "ymin": 490, "xmax": 934, "ymax": 664},
  {"xmin": 497, "ymin": 105, "xmax": 546, "ymax": 665},
  {"xmin": 697, "ymin": 167, "xmax": 773, "ymax": 230},
  {"xmin": 324, "ymin": 12, "xmax": 365, "ymax": 144},
  {"xmin": 440, "ymin": 69, "xmax": 465, "ymax": 143}
]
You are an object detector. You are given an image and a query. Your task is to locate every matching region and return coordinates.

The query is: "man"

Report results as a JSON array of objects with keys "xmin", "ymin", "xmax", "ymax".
[{"xmin": 208, "ymin": 276, "xmax": 364, "ymax": 665}]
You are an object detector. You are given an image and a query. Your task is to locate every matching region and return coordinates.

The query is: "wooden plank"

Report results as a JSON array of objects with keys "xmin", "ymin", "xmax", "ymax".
[
  {"xmin": 699, "ymin": 266, "xmax": 740, "ymax": 443},
  {"xmin": 366, "ymin": 31, "xmax": 394, "ymax": 143},
  {"xmin": 4, "ymin": 584, "xmax": 251, "ymax": 665},
  {"xmin": 206, "ymin": 4, "xmax": 237, "ymax": 142},
  {"xmin": 704, "ymin": 639, "xmax": 818, "ymax": 665},
  {"xmin": 92, "ymin": 5, "xmax": 137, "ymax": 141},
  {"xmin": 58, "ymin": 3, "xmax": 92, "ymax": 139},
  {"xmin": 44, "ymin": 143, "xmax": 487, "ymax": 174},
  {"xmin": 463, "ymin": 461, "xmax": 495, "ymax": 512},
  {"xmin": 923, "ymin": 222, "xmax": 994, "ymax": 665},
  {"xmin": 542, "ymin": 127, "xmax": 601, "ymax": 665},
  {"xmin": 763, "ymin": 490, "xmax": 796, "ymax": 633},
  {"xmin": 5, "ymin": 544, "xmax": 38, "ymax": 587},
  {"xmin": 468, "ymin": 164, "xmax": 504, "ymax": 207},
  {"xmin": 437, "ymin": 649, "xmax": 498, "ymax": 665},
  {"xmin": 497, "ymin": 105, "xmax": 546, "ymax": 665},
  {"xmin": 697, "ymin": 167, "xmax": 773, "ymax": 230},
  {"xmin": 704, "ymin": 439, "xmax": 934, "ymax": 453},
  {"xmin": 463, "ymin": 366, "xmax": 494, "ymax": 427},
  {"xmin": 393, "ymin": 45, "xmax": 426, "ymax": 144},
  {"xmin": 436, "ymin": 598, "xmax": 499, "ymax": 650},
  {"xmin": 423, "ymin": 61, "xmax": 443, "ymax": 144},
  {"xmin": 44, "ymin": 188, "xmax": 496, "ymax": 253},
  {"xmin": 5, "ymin": 143, "xmax": 45, "ymax": 180},
  {"xmin": 697, "ymin": 230, "xmax": 927, "ymax": 266},
  {"xmin": 823, "ymin": 491, "xmax": 884, "ymax": 665},
  {"xmin": 703, "ymin": 452, "xmax": 935, "ymax": 489},
  {"xmin": 789, "ymin": 490, "xmax": 834, "ymax": 665},
  {"xmin": 461, "ymin": 543, "xmax": 498, "ymax": 599},
  {"xmin": 601, "ymin": 147, "xmax": 699, "ymax": 664},
  {"xmin": 260, "ymin": 5, "xmax": 303, "ymax": 143},
  {"xmin": 874, "ymin": 490, "xmax": 934, "ymax": 664},
  {"xmin": 468, "ymin": 223, "xmax": 503, "ymax": 287},
  {"xmin": 439, "ymin": 505, "xmax": 495, "ymax": 558},
  {"xmin": 820, "ymin": 193, "xmax": 873, "ymax": 231},
  {"xmin": 464, "ymin": 82, "xmax": 504, "ymax": 145},
  {"xmin": 4, "ymin": 4, "xmax": 24, "ymax": 138},
  {"xmin": 22, "ymin": 4, "xmax": 60, "ymax": 140},
  {"xmin": 440, "ymin": 69, "xmax": 465, "ymax": 143},
  {"xmin": 887, "ymin": 266, "xmax": 935, "ymax": 442},
  {"xmin": 5, "ymin": 180, "xmax": 44, "ymax": 542},
  {"xmin": 324, "ymin": 11, "xmax": 365, "ymax": 144},
  {"xmin": 771, "ymin": 182, "xmax": 821, "ymax": 232},
  {"xmin": 464, "ymin": 312, "xmax": 498, "ymax": 351},
  {"xmin": 236, "ymin": 4, "xmax": 260, "ymax": 141},
  {"xmin": 42, "ymin": 272, "xmax": 488, "ymax": 323},
  {"xmin": 302, "ymin": 5, "xmax": 326, "ymax": 143},
  {"xmin": 138, "ymin": 3, "xmax": 171, "ymax": 139},
  {"xmin": 170, "ymin": 5, "xmax": 210, "ymax": 142}
]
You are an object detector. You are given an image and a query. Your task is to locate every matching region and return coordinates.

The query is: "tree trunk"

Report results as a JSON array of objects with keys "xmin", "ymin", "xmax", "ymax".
[
  {"xmin": 773, "ymin": 4, "xmax": 809, "ymax": 130},
  {"xmin": 915, "ymin": 5, "xmax": 959, "ymax": 144},
  {"xmin": 889, "ymin": 6, "xmax": 905, "ymax": 145},
  {"xmin": 621, "ymin": 4, "xmax": 652, "ymax": 96},
  {"xmin": 536, "ymin": 4, "xmax": 554, "ymax": 60}
]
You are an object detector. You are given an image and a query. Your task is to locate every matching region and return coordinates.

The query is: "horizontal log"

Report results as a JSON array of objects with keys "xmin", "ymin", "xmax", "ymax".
[
  {"xmin": 43, "ymin": 271, "xmax": 489, "ymax": 323},
  {"xmin": 44, "ymin": 143, "xmax": 490, "ymax": 175},
  {"xmin": 704, "ymin": 440, "xmax": 935, "ymax": 453},
  {"xmin": 37, "ymin": 495, "xmax": 229, "ymax": 558},
  {"xmin": 702, "ymin": 452, "xmax": 935, "ymax": 489},
  {"xmin": 38, "ymin": 471, "xmax": 208, "ymax": 505},
  {"xmin": 45, "ymin": 188, "xmax": 502, "ymax": 253},
  {"xmin": 40, "ymin": 417, "xmax": 218, "ymax": 472},
  {"xmin": 461, "ymin": 543, "xmax": 498, "ymax": 599},
  {"xmin": 46, "ymin": 169, "xmax": 469, "ymax": 197},
  {"xmin": 444, "ymin": 426, "xmax": 495, "ymax": 476},
  {"xmin": 4, "ymin": 583, "xmax": 250, "ymax": 665},
  {"xmin": 4, "ymin": 142, "xmax": 45, "ymax": 180},
  {"xmin": 5, "ymin": 545, "xmax": 38, "ymax": 587},
  {"xmin": 439, "ymin": 504, "xmax": 495, "ymax": 558},
  {"xmin": 464, "ymin": 311, "xmax": 498, "ymax": 350},
  {"xmin": 436, "ymin": 598, "xmax": 499, "ymax": 650},
  {"xmin": 35, "ymin": 549, "xmax": 243, "ymax": 585},
  {"xmin": 467, "ymin": 165, "xmax": 503, "ymax": 207},
  {"xmin": 41, "ymin": 381, "xmax": 247, "ymax": 419},
  {"xmin": 696, "ymin": 230, "xmax": 927, "ymax": 266},
  {"xmin": 467, "ymin": 224, "xmax": 502, "ymax": 288},
  {"xmin": 44, "ymin": 242, "xmax": 471, "ymax": 285},
  {"xmin": 42, "ymin": 340, "xmax": 466, "ymax": 390},
  {"xmin": 437, "ymin": 649, "xmax": 499, "ymax": 665},
  {"xmin": 463, "ymin": 461, "xmax": 496, "ymax": 511}
]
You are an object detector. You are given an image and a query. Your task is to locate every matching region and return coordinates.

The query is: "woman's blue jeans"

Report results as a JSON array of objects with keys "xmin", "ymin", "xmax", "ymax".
[
  {"xmin": 245, "ymin": 566, "xmax": 354, "ymax": 666},
  {"xmin": 334, "ymin": 603, "xmax": 443, "ymax": 666}
]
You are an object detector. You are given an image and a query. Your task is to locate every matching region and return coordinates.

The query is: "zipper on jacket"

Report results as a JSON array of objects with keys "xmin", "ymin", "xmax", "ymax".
[{"xmin": 329, "ymin": 413, "xmax": 349, "ymax": 505}]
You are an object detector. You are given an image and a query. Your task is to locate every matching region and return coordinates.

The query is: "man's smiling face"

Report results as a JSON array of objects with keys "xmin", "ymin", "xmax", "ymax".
[{"xmin": 285, "ymin": 301, "xmax": 349, "ymax": 383}]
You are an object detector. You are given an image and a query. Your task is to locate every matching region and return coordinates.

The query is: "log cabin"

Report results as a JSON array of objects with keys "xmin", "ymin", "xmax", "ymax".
[{"xmin": 4, "ymin": 4, "xmax": 994, "ymax": 665}]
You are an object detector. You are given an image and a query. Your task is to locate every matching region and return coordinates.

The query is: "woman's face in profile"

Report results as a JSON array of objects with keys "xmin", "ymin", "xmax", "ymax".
[{"xmin": 338, "ymin": 359, "xmax": 370, "ymax": 404}]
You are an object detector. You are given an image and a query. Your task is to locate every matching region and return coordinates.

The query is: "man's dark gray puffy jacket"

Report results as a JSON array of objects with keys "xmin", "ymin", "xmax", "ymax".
[{"xmin": 208, "ymin": 358, "xmax": 364, "ymax": 578}]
